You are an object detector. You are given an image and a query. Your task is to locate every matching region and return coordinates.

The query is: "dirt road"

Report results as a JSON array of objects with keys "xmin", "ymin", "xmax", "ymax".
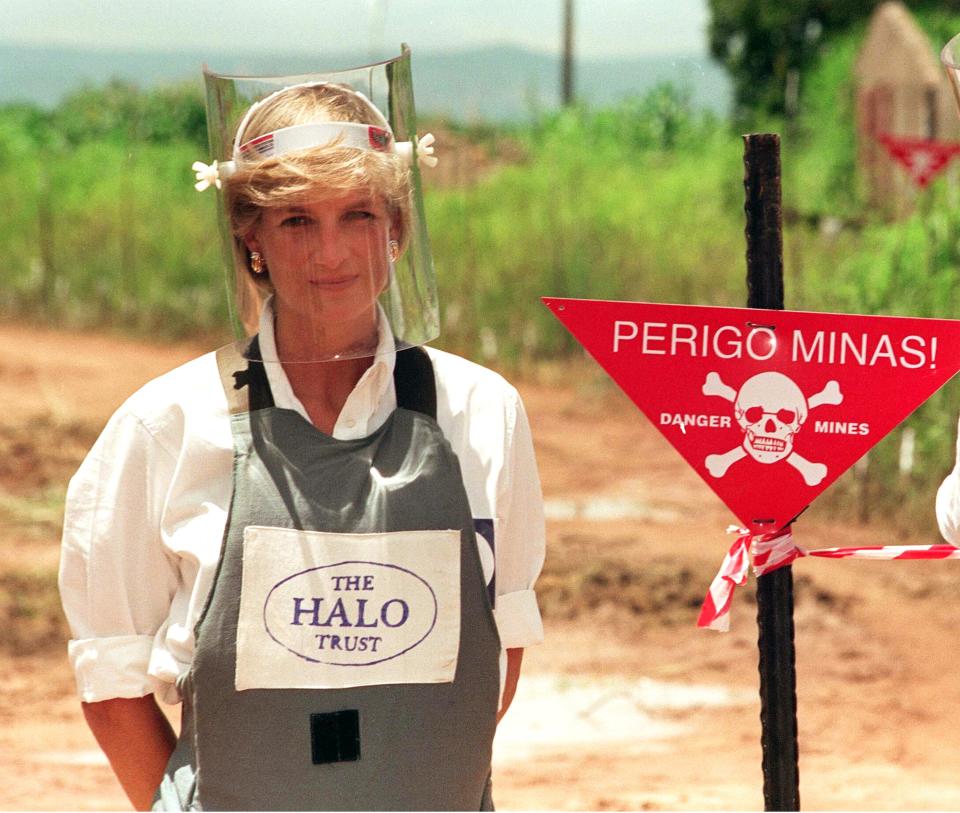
[{"xmin": 2, "ymin": 322, "xmax": 960, "ymax": 810}]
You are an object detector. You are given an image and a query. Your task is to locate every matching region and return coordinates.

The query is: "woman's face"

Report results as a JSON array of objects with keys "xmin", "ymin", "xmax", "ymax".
[{"xmin": 246, "ymin": 191, "xmax": 395, "ymax": 332}]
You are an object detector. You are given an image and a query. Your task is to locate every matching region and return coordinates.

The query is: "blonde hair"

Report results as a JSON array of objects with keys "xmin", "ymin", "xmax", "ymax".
[{"xmin": 223, "ymin": 83, "xmax": 412, "ymax": 329}]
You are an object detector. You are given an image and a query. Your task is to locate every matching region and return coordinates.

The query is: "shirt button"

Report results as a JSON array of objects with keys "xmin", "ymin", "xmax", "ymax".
[{"xmin": 345, "ymin": 418, "xmax": 356, "ymax": 428}]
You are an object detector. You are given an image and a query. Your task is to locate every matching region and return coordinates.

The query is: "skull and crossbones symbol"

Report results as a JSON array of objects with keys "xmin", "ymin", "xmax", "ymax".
[{"xmin": 702, "ymin": 371, "xmax": 842, "ymax": 485}]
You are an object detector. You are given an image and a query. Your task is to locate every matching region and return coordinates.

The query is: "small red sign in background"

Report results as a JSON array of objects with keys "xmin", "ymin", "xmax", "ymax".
[
  {"xmin": 878, "ymin": 133, "xmax": 960, "ymax": 188},
  {"xmin": 544, "ymin": 298, "xmax": 960, "ymax": 533}
]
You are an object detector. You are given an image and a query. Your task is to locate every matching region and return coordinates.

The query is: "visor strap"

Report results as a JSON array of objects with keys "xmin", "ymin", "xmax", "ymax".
[
  {"xmin": 237, "ymin": 122, "xmax": 394, "ymax": 160},
  {"xmin": 193, "ymin": 82, "xmax": 437, "ymax": 192},
  {"xmin": 230, "ymin": 81, "xmax": 391, "ymax": 155}
]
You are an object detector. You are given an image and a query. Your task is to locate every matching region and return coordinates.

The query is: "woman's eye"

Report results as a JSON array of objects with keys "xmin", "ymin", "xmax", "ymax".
[
  {"xmin": 281, "ymin": 215, "xmax": 311, "ymax": 227},
  {"xmin": 346, "ymin": 210, "xmax": 376, "ymax": 221}
]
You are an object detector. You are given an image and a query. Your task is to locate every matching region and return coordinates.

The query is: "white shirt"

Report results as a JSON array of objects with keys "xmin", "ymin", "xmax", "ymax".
[
  {"xmin": 937, "ymin": 417, "xmax": 960, "ymax": 543},
  {"xmin": 59, "ymin": 303, "xmax": 545, "ymax": 704}
]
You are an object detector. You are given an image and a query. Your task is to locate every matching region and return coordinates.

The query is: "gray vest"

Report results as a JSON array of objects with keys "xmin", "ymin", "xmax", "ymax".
[{"xmin": 154, "ymin": 341, "xmax": 501, "ymax": 811}]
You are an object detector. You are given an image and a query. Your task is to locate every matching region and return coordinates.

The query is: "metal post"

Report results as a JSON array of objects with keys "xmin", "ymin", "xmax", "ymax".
[
  {"xmin": 561, "ymin": 0, "xmax": 574, "ymax": 106},
  {"xmin": 743, "ymin": 133, "xmax": 800, "ymax": 811}
]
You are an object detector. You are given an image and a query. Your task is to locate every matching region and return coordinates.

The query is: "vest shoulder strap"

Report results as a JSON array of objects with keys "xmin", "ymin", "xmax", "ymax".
[
  {"xmin": 393, "ymin": 346, "xmax": 437, "ymax": 420},
  {"xmin": 215, "ymin": 337, "xmax": 274, "ymax": 416}
]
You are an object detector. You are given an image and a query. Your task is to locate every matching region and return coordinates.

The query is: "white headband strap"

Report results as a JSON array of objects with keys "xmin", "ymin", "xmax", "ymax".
[
  {"xmin": 238, "ymin": 121, "xmax": 393, "ymax": 160},
  {"xmin": 230, "ymin": 81, "xmax": 390, "ymax": 157},
  {"xmin": 192, "ymin": 81, "xmax": 436, "ymax": 192}
]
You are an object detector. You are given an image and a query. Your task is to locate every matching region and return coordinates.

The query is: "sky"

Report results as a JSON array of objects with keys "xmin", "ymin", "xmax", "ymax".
[{"xmin": 0, "ymin": 0, "xmax": 711, "ymax": 58}]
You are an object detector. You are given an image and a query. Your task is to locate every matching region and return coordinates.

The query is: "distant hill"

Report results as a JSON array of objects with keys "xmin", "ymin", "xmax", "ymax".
[{"xmin": 0, "ymin": 42, "xmax": 730, "ymax": 121}]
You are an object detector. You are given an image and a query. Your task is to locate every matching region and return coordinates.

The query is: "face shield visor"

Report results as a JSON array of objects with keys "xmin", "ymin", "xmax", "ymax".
[
  {"xmin": 943, "ymin": 33, "xmax": 960, "ymax": 116},
  {"xmin": 196, "ymin": 45, "xmax": 439, "ymax": 364}
]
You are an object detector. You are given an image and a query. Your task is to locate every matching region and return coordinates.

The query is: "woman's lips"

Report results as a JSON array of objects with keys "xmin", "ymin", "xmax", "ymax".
[{"xmin": 307, "ymin": 275, "xmax": 358, "ymax": 290}]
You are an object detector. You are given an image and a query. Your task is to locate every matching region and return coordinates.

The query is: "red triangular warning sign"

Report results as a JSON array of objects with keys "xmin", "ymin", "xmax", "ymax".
[
  {"xmin": 544, "ymin": 298, "xmax": 960, "ymax": 533},
  {"xmin": 878, "ymin": 133, "xmax": 960, "ymax": 188}
]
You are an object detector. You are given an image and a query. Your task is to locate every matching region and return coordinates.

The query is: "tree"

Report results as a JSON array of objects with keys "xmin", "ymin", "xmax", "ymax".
[
  {"xmin": 53, "ymin": 79, "xmax": 206, "ymax": 146},
  {"xmin": 708, "ymin": 0, "xmax": 960, "ymax": 119}
]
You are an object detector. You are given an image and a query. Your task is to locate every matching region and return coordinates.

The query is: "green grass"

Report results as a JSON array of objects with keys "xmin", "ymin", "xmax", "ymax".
[
  {"xmin": 5, "ymin": 56, "xmax": 960, "ymax": 533},
  {"xmin": 0, "ymin": 139, "xmax": 227, "ymax": 335},
  {"xmin": 429, "ymin": 101, "xmax": 746, "ymax": 361}
]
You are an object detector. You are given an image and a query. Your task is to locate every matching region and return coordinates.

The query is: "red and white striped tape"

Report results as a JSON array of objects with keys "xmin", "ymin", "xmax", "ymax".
[
  {"xmin": 808, "ymin": 544, "xmax": 960, "ymax": 560},
  {"xmin": 697, "ymin": 526, "xmax": 960, "ymax": 631}
]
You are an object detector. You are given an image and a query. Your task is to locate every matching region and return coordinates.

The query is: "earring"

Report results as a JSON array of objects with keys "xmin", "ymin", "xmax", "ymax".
[
  {"xmin": 250, "ymin": 251, "xmax": 265, "ymax": 274},
  {"xmin": 388, "ymin": 240, "xmax": 400, "ymax": 263}
]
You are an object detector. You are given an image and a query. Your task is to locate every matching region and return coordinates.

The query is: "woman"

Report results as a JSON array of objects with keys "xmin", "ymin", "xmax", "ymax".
[{"xmin": 59, "ymin": 55, "xmax": 545, "ymax": 811}]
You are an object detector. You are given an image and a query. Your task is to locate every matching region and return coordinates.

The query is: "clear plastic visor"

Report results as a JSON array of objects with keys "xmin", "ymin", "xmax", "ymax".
[
  {"xmin": 942, "ymin": 33, "xmax": 960, "ymax": 117},
  {"xmin": 202, "ymin": 45, "xmax": 438, "ymax": 364}
]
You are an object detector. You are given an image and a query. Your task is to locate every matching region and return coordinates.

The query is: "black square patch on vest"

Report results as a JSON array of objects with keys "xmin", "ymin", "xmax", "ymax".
[{"xmin": 310, "ymin": 710, "xmax": 361, "ymax": 764}]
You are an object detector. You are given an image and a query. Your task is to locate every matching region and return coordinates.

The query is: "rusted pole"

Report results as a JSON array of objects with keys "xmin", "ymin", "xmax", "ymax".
[
  {"xmin": 561, "ymin": 0, "xmax": 574, "ymax": 106},
  {"xmin": 743, "ymin": 132, "xmax": 800, "ymax": 811}
]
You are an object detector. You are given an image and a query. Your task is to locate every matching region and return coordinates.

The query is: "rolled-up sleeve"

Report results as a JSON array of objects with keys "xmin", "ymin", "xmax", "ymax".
[
  {"xmin": 59, "ymin": 411, "xmax": 180, "ymax": 702},
  {"xmin": 67, "ymin": 635, "xmax": 157, "ymax": 702},
  {"xmin": 493, "ymin": 390, "xmax": 546, "ymax": 649}
]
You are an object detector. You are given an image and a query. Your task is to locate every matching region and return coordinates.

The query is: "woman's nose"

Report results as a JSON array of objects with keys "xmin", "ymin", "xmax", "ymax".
[{"xmin": 314, "ymin": 230, "xmax": 350, "ymax": 268}]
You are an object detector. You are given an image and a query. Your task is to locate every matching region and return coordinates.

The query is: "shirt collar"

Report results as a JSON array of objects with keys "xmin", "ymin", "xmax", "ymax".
[{"xmin": 256, "ymin": 296, "xmax": 396, "ymax": 419}]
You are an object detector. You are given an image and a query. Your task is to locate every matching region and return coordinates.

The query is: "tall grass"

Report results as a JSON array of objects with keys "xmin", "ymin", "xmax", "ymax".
[
  {"xmin": 5, "ymin": 62, "xmax": 960, "ymax": 533},
  {"xmin": 2, "ymin": 82, "xmax": 751, "ymax": 350},
  {"xmin": 429, "ymin": 93, "xmax": 746, "ymax": 361},
  {"xmin": 1, "ymin": 139, "xmax": 226, "ymax": 334}
]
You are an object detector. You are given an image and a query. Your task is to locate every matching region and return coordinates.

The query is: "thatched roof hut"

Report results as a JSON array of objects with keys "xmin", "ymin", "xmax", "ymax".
[{"xmin": 854, "ymin": 1, "xmax": 959, "ymax": 213}]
